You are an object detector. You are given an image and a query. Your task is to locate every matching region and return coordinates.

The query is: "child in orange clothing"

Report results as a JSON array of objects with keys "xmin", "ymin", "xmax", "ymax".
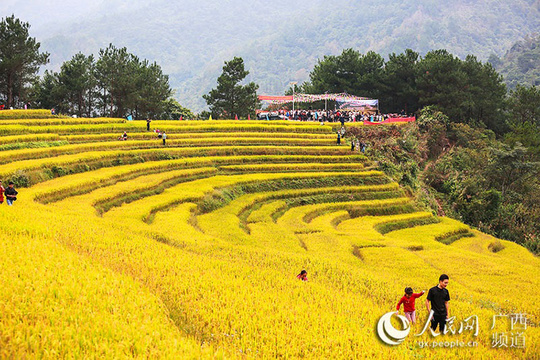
[{"xmin": 396, "ymin": 287, "xmax": 425, "ymax": 324}]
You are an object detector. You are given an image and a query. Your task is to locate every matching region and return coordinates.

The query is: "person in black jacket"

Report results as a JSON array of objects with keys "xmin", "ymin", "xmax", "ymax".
[
  {"xmin": 5, "ymin": 182, "xmax": 18, "ymax": 206},
  {"xmin": 426, "ymin": 274, "xmax": 450, "ymax": 334}
]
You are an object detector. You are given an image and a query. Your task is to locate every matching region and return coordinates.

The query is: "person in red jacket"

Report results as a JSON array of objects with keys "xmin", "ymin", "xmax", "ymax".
[
  {"xmin": 0, "ymin": 181, "xmax": 4, "ymax": 204},
  {"xmin": 396, "ymin": 287, "xmax": 425, "ymax": 324},
  {"xmin": 296, "ymin": 270, "xmax": 308, "ymax": 281}
]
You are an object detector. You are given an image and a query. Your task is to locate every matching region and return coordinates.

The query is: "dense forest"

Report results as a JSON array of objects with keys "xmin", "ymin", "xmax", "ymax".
[
  {"xmin": 298, "ymin": 48, "xmax": 506, "ymax": 131},
  {"xmin": 5, "ymin": 0, "xmax": 540, "ymax": 111}
]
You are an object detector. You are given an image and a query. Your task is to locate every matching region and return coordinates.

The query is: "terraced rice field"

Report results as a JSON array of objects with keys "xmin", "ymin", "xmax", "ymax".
[{"xmin": 0, "ymin": 110, "xmax": 538, "ymax": 359}]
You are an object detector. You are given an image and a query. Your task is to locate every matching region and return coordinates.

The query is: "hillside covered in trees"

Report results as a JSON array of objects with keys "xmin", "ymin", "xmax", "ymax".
[
  {"xmin": 348, "ymin": 107, "xmax": 540, "ymax": 255},
  {"xmin": 490, "ymin": 33, "xmax": 540, "ymax": 89},
  {"xmin": 4, "ymin": 0, "xmax": 540, "ymax": 111}
]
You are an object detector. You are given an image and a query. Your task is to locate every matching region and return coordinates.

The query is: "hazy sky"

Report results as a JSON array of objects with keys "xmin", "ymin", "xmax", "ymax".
[{"xmin": 1, "ymin": 0, "xmax": 147, "ymax": 30}]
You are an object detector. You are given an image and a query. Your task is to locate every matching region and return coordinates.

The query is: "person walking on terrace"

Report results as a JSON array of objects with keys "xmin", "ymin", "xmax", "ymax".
[
  {"xmin": 426, "ymin": 274, "xmax": 450, "ymax": 334},
  {"xmin": 396, "ymin": 287, "xmax": 425, "ymax": 324},
  {"xmin": 297, "ymin": 270, "xmax": 308, "ymax": 281},
  {"xmin": 0, "ymin": 181, "xmax": 4, "ymax": 204},
  {"xmin": 5, "ymin": 182, "xmax": 18, "ymax": 206}
]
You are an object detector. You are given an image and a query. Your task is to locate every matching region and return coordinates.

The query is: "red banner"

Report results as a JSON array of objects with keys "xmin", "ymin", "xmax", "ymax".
[
  {"xmin": 363, "ymin": 117, "xmax": 416, "ymax": 125},
  {"xmin": 258, "ymin": 95, "xmax": 293, "ymax": 102}
]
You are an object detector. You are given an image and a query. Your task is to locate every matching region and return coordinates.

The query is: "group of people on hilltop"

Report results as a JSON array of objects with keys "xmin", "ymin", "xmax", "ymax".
[
  {"xmin": 0, "ymin": 103, "xmax": 31, "ymax": 111},
  {"xmin": 0, "ymin": 181, "xmax": 18, "ymax": 206},
  {"xmin": 279, "ymin": 109, "xmax": 411, "ymax": 123}
]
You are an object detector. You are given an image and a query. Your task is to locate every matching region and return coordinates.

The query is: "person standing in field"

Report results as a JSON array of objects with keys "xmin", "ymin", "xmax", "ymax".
[
  {"xmin": 297, "ymin": 270, "xmax": 308, "ymax": 281},
  {"xmin": 5, "ymin": 182, "xmax": 18, "ymax": 206},
  {"xmin": 162, "ymin": 131, "xmax": 167, "ymax": 146},
  {"xmin": 337, "ymin": 132, "xmax": 341, "ymax": 145},
  {"xmin": 360, "ymin": 141, "xmax": 367, "ymax": 153},
  {"xmin": 0, "ymin": 181, "xmax": 4, "ymax": 204},
  {"xmin": 426, "ymin": 274, "xmax": 450, "ymax": 333},
  {"xmin": 396, "ymin": 287, "xmax": 425, "ymax": 324},
  {"xmin": 146, "ymin": 118, "xmax": 151, "ymax": 131}
]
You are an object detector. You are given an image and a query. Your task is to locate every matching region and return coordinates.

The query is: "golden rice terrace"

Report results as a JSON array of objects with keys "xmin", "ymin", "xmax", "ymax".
[{"xmin": 0, "ymin": 110, "xmax": 538, "ymax": 359}]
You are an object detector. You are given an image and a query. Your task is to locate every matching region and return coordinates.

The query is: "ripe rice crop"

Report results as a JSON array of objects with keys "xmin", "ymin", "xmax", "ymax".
[
  {"xmin": 0, "ymin": 115, "xmax": 538, "ymax": 359},
  {"xmin": 0, "ymin": 133, "xmax": 62, "ymax": 144},
  {"xmin": 0, "ymin": 117, "xmax": 125, "ymax": 125},
  {"xmin": 26, "ymin": 154, "xmax": 366, "ymax": 201},
  {"xmin": 0, "ymin": 122, "xmax": 336, "ymax": 135},
  {"xmin": 0, "ymin": 146, "xmax": 356, "ymax": 187},
  {"xmin": 0, "ymin": 109, "xmax": 68, "ymax": 119},
  {"xmin": 0, "ymin": 138, "xmax": 338, "ymax": 164}
]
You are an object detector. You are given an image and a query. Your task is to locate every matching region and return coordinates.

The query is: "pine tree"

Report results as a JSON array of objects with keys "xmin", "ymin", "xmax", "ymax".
[
  {"xmin": 203, "ymin": 57, "xmax": 259, "ymax": 119},
  {"xmin": 0, "ymin": 15, "xmax": 49, "ymax": 108}
]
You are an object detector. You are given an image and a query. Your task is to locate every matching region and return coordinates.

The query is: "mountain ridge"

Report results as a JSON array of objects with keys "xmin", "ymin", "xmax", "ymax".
[{"xmin": 4, "ymin": 0, "xmax": 540, "ymax": 111}]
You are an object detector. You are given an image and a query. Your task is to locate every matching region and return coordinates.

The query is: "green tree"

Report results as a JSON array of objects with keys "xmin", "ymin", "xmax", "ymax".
[
  {"xmin": 307, "ymin": 49, "xmax": 386, "ymax": 101},
  {"xmin": 359, "ymin": 51, "xmax": 385, "ymax": 99},
  {"xmin": 33, "ymin": 70, "xmax": 59, "ymax": 110},
  {"xmin": 308, "ymin": 48, "xmax": 363, "ymax": 95},
  {"xmin": 416, "ymin": 50, "xmax": 468, "ymax": 121},
  {"xmin": 95, "ymin": 44, "xmax": 138, "ymax": 117},
  {"xmin": 505, "ymin": 85, "xmax": 540, "ymax": 155},
  {"xmin": 56, "ymin": 53, "xmax": 96, "ymax": 117},
  {"xmin": 0, "ymin": 15, "xmax": 49, "ymax": 108},
  {"xmin": 158, "ymin": 98, "xmax": 194, "ymax": 120},
  {"xmin": 485, "ymin": 143, "xmax": 538, "ymax": 199},
  {"xmin": 203, "ymin": 57, "xmax": 259, "ymax": 119},
  {"xmin": 134, "ymin": 60, "xmax": 172, "ymax": 119},
  {"xmin": 460, "ymin": 55, "xmax": 506, "ymax": 132},
  {"xmin": 284, "ymin": 83, "xmax": 305, "ymax": 96},
  {"xmin": 507, "ymin": 84, "xmax": 540, "ymax": 127},
  {"xmin": 94, "ymin": 44, "xmax": 171, "ymax": 118},
  {"xmin": 416, "ymin": 50, "xmax": 506, "ymax": 133},
  {"xmin": 382, "ymin": 49, "xmax": 420, "ymax": 114}
]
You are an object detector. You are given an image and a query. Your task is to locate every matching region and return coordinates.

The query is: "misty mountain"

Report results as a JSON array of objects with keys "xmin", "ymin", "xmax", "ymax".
[
  {"xmin": 490, "ymin": 33, "xmax": 540, "ymax": 89},
  {"xmin": 4, "ymin": 0, "xmax": 540, "ymax": 111}
]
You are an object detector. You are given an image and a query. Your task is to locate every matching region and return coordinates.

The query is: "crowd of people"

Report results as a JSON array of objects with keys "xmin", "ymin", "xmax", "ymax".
[{"xmin": 270, "ymin": 109, "xmax": 411, "ymax": 123}]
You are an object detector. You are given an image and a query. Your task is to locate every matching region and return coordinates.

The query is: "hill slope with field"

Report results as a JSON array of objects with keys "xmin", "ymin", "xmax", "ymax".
[{"xmin": 0, "ymin": 110, "xmax": 538, "ymax": 358}]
